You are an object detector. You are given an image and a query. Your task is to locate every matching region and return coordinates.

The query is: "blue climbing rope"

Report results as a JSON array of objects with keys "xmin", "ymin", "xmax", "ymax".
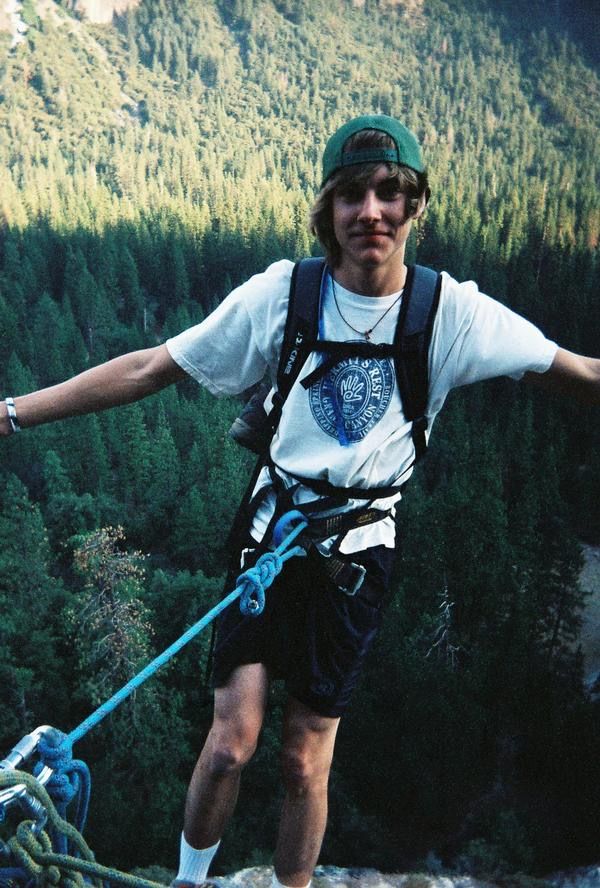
[
  {"xmin": 238, "ymin": 510, "xmax": 308, "ymax": 615},
  {"xmin": 34, "ymin": 733, "xmax": 91, "ymax": 851},
  {"xmin": 65, "ymin": 511, "xmax": 308, "ymax": 747},
  {"xmin": 0, "ymin": 512, "xmax": 309, "ymax": 887}
]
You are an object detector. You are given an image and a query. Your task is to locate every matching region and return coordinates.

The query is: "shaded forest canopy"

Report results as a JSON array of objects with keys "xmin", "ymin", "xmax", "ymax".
[{"xmin": 0, "ymin": 0, "xmax": 599, "ymax": 880}]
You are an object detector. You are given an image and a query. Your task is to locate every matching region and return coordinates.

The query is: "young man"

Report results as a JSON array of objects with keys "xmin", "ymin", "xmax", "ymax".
[{"xmin": 1, "ymin": 115, "xmax": 599, "ymax": 888}]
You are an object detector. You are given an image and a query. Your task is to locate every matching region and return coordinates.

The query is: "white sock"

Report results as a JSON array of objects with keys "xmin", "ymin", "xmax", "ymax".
[
  {"xmin": 176, "ymin": 832, "xmax": 220, "ymax": 883},
  {"xmin": 271, "ymin": 874, "xmax": 311, "ymax": 888}
]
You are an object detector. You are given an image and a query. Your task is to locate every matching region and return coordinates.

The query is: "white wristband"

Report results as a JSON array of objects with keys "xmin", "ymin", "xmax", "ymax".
[{"xmin": 5, "ymin": 398, "xmax": 20, "ymax": 433}]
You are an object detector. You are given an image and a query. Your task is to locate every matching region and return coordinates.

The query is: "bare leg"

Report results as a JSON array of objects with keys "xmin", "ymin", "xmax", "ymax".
[
  {"xmin": 274, "ymin": 697, "xmax": 340, "ymax": 888},
  {"xmin": 183, "ymin": 663, "xmax": 269, "ymax": 848}
]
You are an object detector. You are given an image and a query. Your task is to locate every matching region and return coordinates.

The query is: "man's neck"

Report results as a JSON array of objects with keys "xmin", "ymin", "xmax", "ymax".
[{"xmin": 333, "ymin": 260, "xmax": 408, "ymax": 297}]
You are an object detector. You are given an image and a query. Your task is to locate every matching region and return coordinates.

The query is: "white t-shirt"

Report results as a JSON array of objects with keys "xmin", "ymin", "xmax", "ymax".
[{"xmin": 166, "ymin": 260, "xmax": 558, "ymax": 553}]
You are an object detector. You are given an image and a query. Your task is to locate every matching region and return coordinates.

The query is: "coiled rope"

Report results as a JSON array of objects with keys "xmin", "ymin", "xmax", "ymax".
[{"xmin": 0, "ymin": 770, "xmax": 164, "ymax": 888}]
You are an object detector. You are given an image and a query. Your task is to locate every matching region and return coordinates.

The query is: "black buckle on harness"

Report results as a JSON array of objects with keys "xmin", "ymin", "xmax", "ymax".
[
  {"xmin": 319, "ymin": 549, "xmax": 367, "ymax": 596},
  {"xmin": 339, "ymin": 562, "xmax": 366, "ymax": 597}
]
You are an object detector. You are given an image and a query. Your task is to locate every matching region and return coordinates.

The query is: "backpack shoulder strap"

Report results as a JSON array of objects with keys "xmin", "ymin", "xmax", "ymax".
[
  {"xmin": 394, "ymin": 264, "xmax": 442, "ymax": 461},
  {"xmin": 276, "ymin": 257, "xmax": 327, "ymax": 402},
  {"xmin": 272, "ymin": 259, "xmax": 440, "ymax": 464}
]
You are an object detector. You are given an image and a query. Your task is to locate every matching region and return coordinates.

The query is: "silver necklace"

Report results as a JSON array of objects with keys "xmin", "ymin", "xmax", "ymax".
[{"xmin": 331, "ymin": 276, "xmax": 403, "ymax": 341}]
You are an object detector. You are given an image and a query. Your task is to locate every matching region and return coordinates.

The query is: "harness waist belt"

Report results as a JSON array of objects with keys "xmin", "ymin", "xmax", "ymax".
[{"xmin": 300, "ymin": 507, "xmax": 391, "ymax": 540}]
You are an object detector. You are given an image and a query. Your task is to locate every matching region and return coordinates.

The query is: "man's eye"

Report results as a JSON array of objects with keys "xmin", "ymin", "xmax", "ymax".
[
  {"xmin": 339, "ymin": 186, "xmax": 363, "ymax": 202},
  {"xmin": 378, "ymin": 184, "xmax": 403, "ymax": 200}
]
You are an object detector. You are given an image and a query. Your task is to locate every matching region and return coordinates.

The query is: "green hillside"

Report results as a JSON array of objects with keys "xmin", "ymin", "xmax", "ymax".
[{"xmin": 0, "ymin": 0, "xmax": 599, "ymax": 880}]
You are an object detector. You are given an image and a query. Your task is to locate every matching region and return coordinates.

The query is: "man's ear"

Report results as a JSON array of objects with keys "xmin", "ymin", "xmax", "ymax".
[{"xmin": 414, "ymin": 188, "xmax": 430, "ymax": 219}]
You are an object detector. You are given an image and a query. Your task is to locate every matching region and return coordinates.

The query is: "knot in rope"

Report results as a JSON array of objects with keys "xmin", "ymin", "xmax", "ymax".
[
  {"xmin": 1, "ymin": 770, "xmax": 99, "ymax": 887},
  {"xmin": 39, "ymin": 770, "xmax": 77, "ymax": 806},
  {"xmin": 237, "ymin": 550, "xmax": 284, "ymax": 616},
  {"xmin": 37, "ymin": 733, "xmax": 72, "ymax": 771},
  {"xmin": 10, "ymin": 822, "xmax": 64, "ymax": 886},
  {"xmin": 35, "ymin": 732, "xmax": 78, "ymax": 806}
]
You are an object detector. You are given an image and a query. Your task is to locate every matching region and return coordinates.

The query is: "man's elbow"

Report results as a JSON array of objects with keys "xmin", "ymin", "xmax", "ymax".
[
  {"xmin": 129, "ymin": 345, "xmax": 187, "ymax": 395},
  {"xmin": 527, "ymin": 348, "xmax": 600, "ymax": 405}
]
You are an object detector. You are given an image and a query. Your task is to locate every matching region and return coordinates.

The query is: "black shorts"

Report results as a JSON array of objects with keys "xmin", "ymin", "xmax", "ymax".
[{"xmin": 212, "ymin": 540, "xmax": 396, "ymax": 718}]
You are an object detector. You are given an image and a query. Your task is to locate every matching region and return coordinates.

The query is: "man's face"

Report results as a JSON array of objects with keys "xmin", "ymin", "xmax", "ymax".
[{"xmin": 331, "ymin": 165, "xmax": 415, "ymax": 273}]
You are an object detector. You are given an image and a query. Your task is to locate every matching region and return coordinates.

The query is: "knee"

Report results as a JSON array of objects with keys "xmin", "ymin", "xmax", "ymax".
[
  {"xmin": 280, "ymin": 745, "xmax": 330, "ymax": 796},
  {"xmin": 206, "ymin": 727, "xmax": 258, "ymax": 778}
]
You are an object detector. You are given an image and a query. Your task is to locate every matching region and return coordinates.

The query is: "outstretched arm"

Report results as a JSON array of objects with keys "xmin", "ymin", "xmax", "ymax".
[
  {"xmin": 525, "ymin": 347, "xmax": 600, "ymax": 405},
  {"xmin": 0, "ymin": 344, "xmax": 186, "ymax": 436}
]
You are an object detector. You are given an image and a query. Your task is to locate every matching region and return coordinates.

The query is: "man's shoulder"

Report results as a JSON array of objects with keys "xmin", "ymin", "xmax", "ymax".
[
  {"xmin": 264, "ymin": 258, "xmax": 296, "ymax": 277},
  {"xmin": 436, "ymin": 270, "xmax": 484, "ymax": 307},
  {"xmin": 234, "ymin": 259, "xmax": 295, "ymax": 306},
  {"xmin": 428, "ymin": 271, "xmax": 492, "ymax": 347},
  {"xmin": 248, "ymin": 258, "xmax": 296, "ymax": 287}
]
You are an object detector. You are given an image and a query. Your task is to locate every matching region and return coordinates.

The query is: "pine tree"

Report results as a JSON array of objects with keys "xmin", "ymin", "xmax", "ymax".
[{"xmin": 0, "ymin": 474, "xmax": 68, "ymax": 747}]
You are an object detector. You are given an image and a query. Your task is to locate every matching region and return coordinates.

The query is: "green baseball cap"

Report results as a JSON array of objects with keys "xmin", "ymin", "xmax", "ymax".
[{"xmin": 321, "ymin": 114, "xmax": 424, "ymax": 186}]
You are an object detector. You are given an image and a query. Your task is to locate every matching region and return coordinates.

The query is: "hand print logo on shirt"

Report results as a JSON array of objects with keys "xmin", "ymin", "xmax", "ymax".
[{"xmin": 309, "ymin": 350, "xmax": 395, "ymax": 443}]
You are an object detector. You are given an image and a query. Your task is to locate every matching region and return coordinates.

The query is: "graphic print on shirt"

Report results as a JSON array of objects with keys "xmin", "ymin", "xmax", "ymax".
[{"xmin": 308, "ymin": 347, "xmax": 395, "ymax": 444}]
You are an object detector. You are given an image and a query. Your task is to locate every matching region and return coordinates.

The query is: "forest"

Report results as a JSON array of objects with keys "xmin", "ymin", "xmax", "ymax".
[{"xmin": 0, "ymin": 0, "xmax": 599, "ymax": 881}]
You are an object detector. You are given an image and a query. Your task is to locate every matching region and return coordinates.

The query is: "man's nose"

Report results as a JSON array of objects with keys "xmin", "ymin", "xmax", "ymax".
[{"xmin": 356, "ymin": 189, "xmax": 381, "ymax": 222}]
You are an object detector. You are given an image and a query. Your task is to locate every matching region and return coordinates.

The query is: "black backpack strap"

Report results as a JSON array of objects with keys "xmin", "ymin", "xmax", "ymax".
[
  {"xmin": 276, "ymin": 257, "xmax": 327, "ymax": 402},
  {"xmin": 394, "ymin": 265, "xmax": 442, "ymax": 461},
  {"xmin": 228, "ymin": 258, "xmax": 326, "ymax": 545}
]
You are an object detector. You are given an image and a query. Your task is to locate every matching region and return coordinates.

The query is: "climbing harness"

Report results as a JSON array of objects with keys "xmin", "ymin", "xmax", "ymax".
[{"xmin": 0, "ymin": 513, "xmax": 308, "ymax": 888}]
